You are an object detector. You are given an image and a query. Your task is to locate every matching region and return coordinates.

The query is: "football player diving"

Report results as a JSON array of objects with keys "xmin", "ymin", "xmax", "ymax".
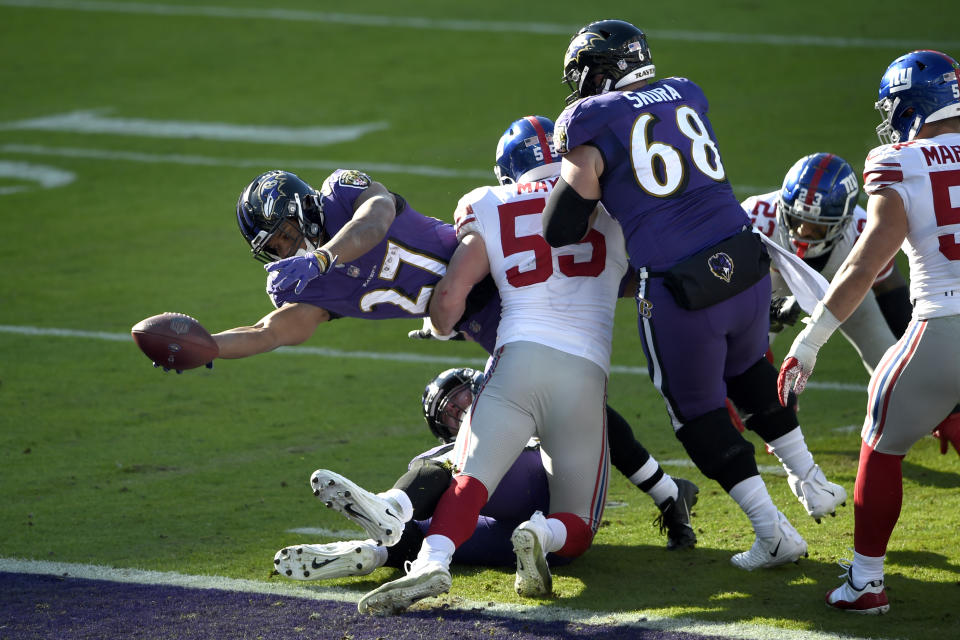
[{"xmin": 168, "ymin": 116, "xmax": 698, "ymax": 551}]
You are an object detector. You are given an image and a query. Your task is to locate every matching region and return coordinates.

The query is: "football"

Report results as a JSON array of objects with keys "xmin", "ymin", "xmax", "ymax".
[{"xmin": 131, "ymin": 312, "xmax": 220, "ymax": 371}]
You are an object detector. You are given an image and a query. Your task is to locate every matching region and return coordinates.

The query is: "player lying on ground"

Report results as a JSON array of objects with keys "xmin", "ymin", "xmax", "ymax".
[{"xmin": 273, "ymin": 367, "xmax": 700, "ymax": 581}]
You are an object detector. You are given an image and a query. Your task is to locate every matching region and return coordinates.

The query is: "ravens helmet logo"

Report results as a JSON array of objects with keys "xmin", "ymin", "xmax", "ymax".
[{"xmin": 564, "ymin": 31, "xmax": 605, "ymax": 69}]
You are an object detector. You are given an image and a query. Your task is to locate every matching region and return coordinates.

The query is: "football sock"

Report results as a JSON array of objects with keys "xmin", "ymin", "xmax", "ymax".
[
  {"xmin": 425, "ymin": 475, "xmax": 488, "ymax": 548},
  {"xmin": 628, "ymin": 456, "xmax": 676, "ymax": 505},
  {"xmin": 547, "ymin": 512, "xmax": 593, "ymax": 558},
  {"xmin": 729, "ymin": 475, "xmax": 778, "ymax": 538},
  {"xmin": 851, "ymin": 550, "xmax": 885, "ymax": 587},
  {"xmin": 766, "ymin": 427, "xmax": 815, "ymax": 478},
  {"xmin": 543, "ymin": 516, "xmax": 567, "ymax": 554},
  {"xmin": 854, "ymin": 440, "xmax": 904, "ymax": 558},
  {"xmin": 378, "ymin": 488, "xmax": 414, "ymax": 522},
  {"xmin": 417, "ymin": 534, "xmax": 455, "ymax": 569}
]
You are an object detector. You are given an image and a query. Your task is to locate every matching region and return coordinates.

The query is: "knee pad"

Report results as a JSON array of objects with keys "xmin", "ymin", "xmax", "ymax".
[
  {"xmin": 392, "ymin": 458, "xmax": 453, "ymax": 521},
  {"xmin": 605, "ymin": 404, "xmax": 651, "ymax": 478},
  {"xmin": 744, "ymin": 402, "xmax": 799, "ymax": 442},
  {"xmin": 677, "ymin": 408, "xmax": 758, "ymax": 491},
  {"xmin": 725, "ymin": 357, "xmax": 781, "ymax": 415},
  {"xmin": 726, "ymin": 357, "xmax": 799, "ymax": 441}
]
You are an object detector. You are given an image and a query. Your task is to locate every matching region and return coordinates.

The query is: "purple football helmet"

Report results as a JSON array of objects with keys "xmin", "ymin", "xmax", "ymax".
[
  {"xmin": 494, "ymin": 116, "xmax": 558, "ymax": 185},
  {"xmin": 875, "ymin": 50, "xmax": 960, "ymax": 144}
]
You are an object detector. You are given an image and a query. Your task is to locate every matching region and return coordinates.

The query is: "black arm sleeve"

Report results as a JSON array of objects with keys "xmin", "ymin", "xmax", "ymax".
[
  {"xmin": 875, "ymin": 285, "xmax": 912, "ymax": 338},
  {"xmin": 542, "ymin": 177, "xmax": 599, "ymax": 247}
]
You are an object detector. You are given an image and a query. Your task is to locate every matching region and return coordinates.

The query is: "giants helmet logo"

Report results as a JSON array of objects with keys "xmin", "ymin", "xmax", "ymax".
[{"xmin": 888, "ymin": 66, "xmax": 913, "ymax": 93}]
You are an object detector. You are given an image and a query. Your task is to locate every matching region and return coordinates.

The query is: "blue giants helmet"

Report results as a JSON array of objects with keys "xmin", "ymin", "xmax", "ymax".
[
  {"xmin": 777, "ymin": 153, "xmax": 859, "ymax": 259},
  {"xmin": 236, "ymin": 170, "xmax": 325, "ymax": 263},
  {"xmin": 875, "ymin": 50, "xmax": 960, "ymax": 144},
  {"xmin": 494, "ymin": 116, "xmax": 558, "ymax": 185}
]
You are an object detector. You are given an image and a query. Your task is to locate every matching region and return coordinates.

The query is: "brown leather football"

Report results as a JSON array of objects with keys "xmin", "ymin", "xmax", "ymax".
[{"xmin": 131, "ymin": 312, "xmax": 219, "ymax": 371}]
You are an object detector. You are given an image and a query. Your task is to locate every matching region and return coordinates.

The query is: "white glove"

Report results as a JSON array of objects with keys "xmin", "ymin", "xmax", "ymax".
[
  {"xmin": 407, "ymin": 317, "xmax": 461, "ymax": 341},
  {"xmin": 777, "ymin": 302, "xmax": 841, "ymax": 405}
]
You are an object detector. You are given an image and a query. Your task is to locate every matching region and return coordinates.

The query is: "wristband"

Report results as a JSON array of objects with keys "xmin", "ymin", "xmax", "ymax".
[
  {"xmin": 313, "ymin": 248, "xmax": 335, "ymax": 274},
  {"xmin": 804, "ymin": 302, "xmax": 842, "ymax": 350}
]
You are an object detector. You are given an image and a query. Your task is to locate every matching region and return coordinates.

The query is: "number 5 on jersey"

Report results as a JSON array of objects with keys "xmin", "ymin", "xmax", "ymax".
[{"xmin": 498, "ymin": 197, "xmax": 606, "ymax": 287}]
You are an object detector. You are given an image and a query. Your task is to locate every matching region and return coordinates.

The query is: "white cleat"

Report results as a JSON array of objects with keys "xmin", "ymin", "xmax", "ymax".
[
  {"xmin": 510, "ymin": 511, "xmax": 553, "ymax": 597},
  {"xmin": 310, "ymin": 469, "xmax": 404, "ymax": 546},
  {"xmin": 825, "ymin": 564, "xmax": 890, "ymax": 615},
  {"xmin": 788, "ymin": 464, "xmax": 847, "ymax": 523},
  {"xmin": 731, "ymin": 511, "xmax": 808, "ymax": 571},
  {"xmin": 273, "ymin": 540, "xmax": 381, "ymax": 580},
  {"xmin": 357, "ymin": 558, "xmax": 451, "ymax": 615}
]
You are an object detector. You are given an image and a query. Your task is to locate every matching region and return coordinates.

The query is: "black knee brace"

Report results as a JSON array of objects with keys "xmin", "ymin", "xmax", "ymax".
[
  {"xmin": 606, "ymin": 404, "xmax": 654, "ymax": 481},
  {"xmin": 726, "ymin": 357, "xmax": 799, "ymax": 441},
  {"xmin": 677, "ymin": 408, "xmax": 758, "ymax": 492},
  {"xmin": 391, "ymin": 457, "xmax": 453, "ymax": 521}
]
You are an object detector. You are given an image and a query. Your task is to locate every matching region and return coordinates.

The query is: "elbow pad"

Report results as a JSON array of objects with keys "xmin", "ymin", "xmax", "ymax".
[{"xmin": 542, "ymin": 177, "xmax": 599, "ymax": 247}]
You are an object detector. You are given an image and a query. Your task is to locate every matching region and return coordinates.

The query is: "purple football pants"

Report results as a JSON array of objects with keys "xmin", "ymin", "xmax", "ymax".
[{"xmin": 637, "ymin": 274, "xmax": 772, "ymax": 427}]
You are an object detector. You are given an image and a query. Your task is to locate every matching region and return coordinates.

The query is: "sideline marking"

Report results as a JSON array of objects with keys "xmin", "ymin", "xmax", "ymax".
[
  {"xmin": 0, "ymin": 159, "xmax": 75, "ymax": 195},
  {"xmin": 0, "ymin": 143, "xmax": 492, "ymax": 180},
  {"xmin": 0, "ymin": 557, "xmax": 876, "ymax": 640},
  {"xmin": 0, "ymin": 110, "xmax": 387, "ymax": 147},
  {"xmin": 0, "ymin": 324, "xmax": 868, "ymax": 392},
  {"xmin": 1, "ymin": 0, "xmax": 955, "ymax": 50}
]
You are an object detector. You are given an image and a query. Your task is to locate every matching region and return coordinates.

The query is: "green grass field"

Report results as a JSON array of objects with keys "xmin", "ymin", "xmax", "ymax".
[{"xmin": 1, "ymin": 1, "xmax": 959, "ymax": 638}]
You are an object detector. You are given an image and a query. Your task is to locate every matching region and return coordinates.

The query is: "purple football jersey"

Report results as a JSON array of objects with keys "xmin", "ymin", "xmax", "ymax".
[
  {"xmin": 268, "ymin": 169, "xmax": 499, "ymax": 353},
  {"xmin": 555, "ymin": 78, "xmax": 750, "ymax": 270}
]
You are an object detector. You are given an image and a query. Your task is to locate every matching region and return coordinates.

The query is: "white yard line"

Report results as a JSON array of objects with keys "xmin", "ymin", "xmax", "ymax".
[
  {"xmin": 1, "ymin": 0, "xmax": 955, "ymax": 49},
  {"xmin": 0, "ymin": 557, "xmax": 879, "ymax": 640},
  {"xmin": 0, "ymin": 324, "xmax": 867, "ymax": 392},
  {"xmin": 0, "ymin": 143, "xmax": 492, "ymax": 179},
  {"xmin": 0, "ymin": 110, "xmax": 387, "ymax": 147}
]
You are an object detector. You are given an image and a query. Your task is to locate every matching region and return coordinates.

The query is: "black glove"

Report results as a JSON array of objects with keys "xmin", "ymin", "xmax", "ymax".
[{"xmin": 769, "ymin": 296, "xmax": 802, "ymax": 333}]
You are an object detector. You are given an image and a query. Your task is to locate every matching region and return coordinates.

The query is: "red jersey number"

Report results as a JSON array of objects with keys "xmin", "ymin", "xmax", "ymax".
[
  {"xmin": 930, "ymin": 169, "xmax": 960, "ymax": 261},
  {"xmin": 498, "ymin": 198, "xmax": 607, "ymax": 287}
]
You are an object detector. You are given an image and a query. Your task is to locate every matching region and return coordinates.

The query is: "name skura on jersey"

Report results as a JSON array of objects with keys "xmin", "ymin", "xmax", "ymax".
[
  {"xmin": 267, "ymin": 169, "xmax": 500, "ymax": 352},
  {"xmin": 555, "ymin": 77, "xmax": 750, "ymax": 270}
]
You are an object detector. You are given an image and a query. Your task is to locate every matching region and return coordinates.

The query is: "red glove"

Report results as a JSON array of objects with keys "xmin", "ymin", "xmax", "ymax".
[{"xmin": 932, "ymin": 413, "xmax": 960, "ymax": 457}]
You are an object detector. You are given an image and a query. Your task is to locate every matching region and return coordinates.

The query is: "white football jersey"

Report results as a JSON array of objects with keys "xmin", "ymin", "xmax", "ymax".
[
  {"xmin": 455, "ymin": 176, "xmax": 628, "ymax": 374},
  {"xmin": 741, "ymin": 191, "xmax": 893, "ymax": 298},
  {"xmin": 743, "ymin": 190, "xmax": 898, "ymax": 373},
  {"xmin": 863, "ymin": 133, "xmax": 960, "ymax": 319}
]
